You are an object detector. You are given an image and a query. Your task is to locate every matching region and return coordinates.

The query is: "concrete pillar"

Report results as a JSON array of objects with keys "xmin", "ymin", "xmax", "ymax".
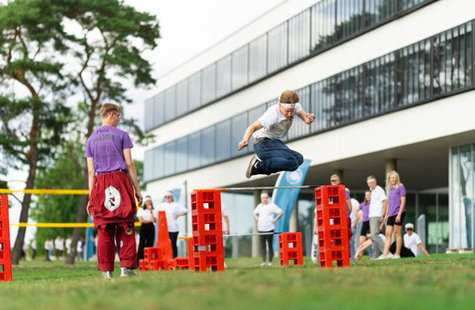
[
  {"xmin": 289, "ymin": 203, "xmax": 298, "ymax": 232},
  {"xmin": 251, "ymin": 190, "xmax": 261, "ymax": 258},
  {"xmin": 385, "ymin": 158, "xmax": 398, "ymax": 175}
]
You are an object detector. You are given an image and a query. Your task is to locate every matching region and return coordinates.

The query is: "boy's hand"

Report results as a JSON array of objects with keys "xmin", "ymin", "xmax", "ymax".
[
  {"xmin": 305, "ymin": 113, "xmax": 315, "ymax": 124},
  {"xmin": 238, "ymin": 140, "xmax": 248, "ymax": 150}
]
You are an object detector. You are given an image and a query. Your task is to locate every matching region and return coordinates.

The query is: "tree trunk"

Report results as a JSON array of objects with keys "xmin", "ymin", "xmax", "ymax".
[{"xmin": 66, "ymin": 99, "xmax": 98, "ymax": 265}]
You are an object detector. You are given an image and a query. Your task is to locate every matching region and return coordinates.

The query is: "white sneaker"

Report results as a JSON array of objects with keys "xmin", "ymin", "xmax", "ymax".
[
  {"xmin": 392, "ymin": 254, "xmax": 401, "ymax": 259},
  {"xmin": 267, "ymin": 262, "xmax": 273, "ymax": 267},
  {"xmin": 377, "ymin": 253, "xmax": 393, "ymax": 260},
  {"xmin": 103, "ymin": 271, "xmax": 113, "ymax": 279},
  {"xmin": 120, "ymin": 267, "xmax": 137, "ymax": 277},
  {"xmin": 260, "ymin": 262, "xmax": 267, "ymax": 267}
]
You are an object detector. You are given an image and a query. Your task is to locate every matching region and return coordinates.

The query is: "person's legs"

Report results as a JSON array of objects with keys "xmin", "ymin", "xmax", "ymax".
[
  {"xmin": 267, "ymin": 232, "xmax": 274, "ymax": 263},
  {"xmin": 254, "ymin": 140, "xmax": 302, "ymax": 174},
  {"xmin": 400, "ymin": 246, "xmax": 415, "ymax": 258},
  {"xmin": 259, "ymin": 231, "xmax": 267, "ymax": 263},
  {"xmin": 169, "ymin": 232, "xmax": 179, "ymax": 258},
  {"xmin": 137, "ymin": 228, "xmax": 147, "ymax": 261},
  {"xmin": 382, "ymin": 225, "xmax": 394, "ymax": 256},
  {"xmin": 145, "ymin": 224, "xmax": 155, "ymax": 248},
  {"xmin": 116, "ymin": 222, "xmax": 137, "ymax": 269},
  {"xmin": 97, "ymin": 224, "xmax": 117, "ymax": 271},
  {"xmin": 394, "ymin": 225, "xmax": 403, "ymax": 256},
  {"xmin": 369, "ymin": 217, "xmax": 384, "ymax": 258},
  {"xmin": 389, "ymin": 241, "xmax": 396, "ymax": 254}
]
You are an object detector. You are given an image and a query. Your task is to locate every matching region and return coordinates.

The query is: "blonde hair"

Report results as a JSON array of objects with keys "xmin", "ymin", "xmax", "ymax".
[
  {"xmin": 100, "ymin": 103, "xmax": 121, "ymax": 118},
  {"xmin": 280, "ymin": 90, "xmax": 299, "ymax": 103},
  {"xmin": 386, "ymin": 170, "xmax": 402, "ymax": 193}
]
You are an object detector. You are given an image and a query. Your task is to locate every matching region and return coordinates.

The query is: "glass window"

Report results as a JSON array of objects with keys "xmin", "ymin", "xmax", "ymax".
[
  {"xmin": 311, "ymin": 0, "xmax": 336, "ymax": 52},
  {"xmin": 249, "ymin": 34, "xmax": 267, "ymax": 83},
  {"xmin": 216, "ymin": 55, "xmax": 232, "ymax": 98},
  {"xmin": 153, "ymin": 93, "xmax": 165, "ymax": 128},
  {"xmin": 215, "ymin": 119, "xmax": 231, "ymax": 161},
  {"xmin": 336, "ymin": 0, "xmax": 364, "ymax": 40},
  {"xmin": 201, "ymin": 126, "xmax": 216, "ymax": 166},
  {"xmin": 232, "ymin": 45, "xmax": 249, "ymax": 91},
  {"xmin": 153, "ymin": 146, "xmax": 164, "ymax": 180},
  {"xmin": 164, "ymin": 87, "xmax": 176, "ymax": 122},
  {"xmin": 176, "ymin": 80, "xmax": 189, "ymax": 116},
  {"xmin": 143, "ymin": 150, "xmax": 153, "ymax": 182},
  {"xmin": 188, "ymin": 72, "xmax": 202, "ymax": 111},
  {"xmin": 288, "ymin": 10, "xmax": 311, "ymax": 64},
  {"xmin": 202, "ymin": 63, "xmax": 216, "ymax": 104},
  {"xmin": 334, "ymin": 66, "xmax": 363, "ymax": 125},
  {"xmin": 247, "ymin": 104, "xmax": 266, "ymax": 149},
  {"xmin": 163, "ymin": 142, "xmax": 176, "ymax": 176},
  {"xmin": 267, "ymin": 22, "xmax": 288, "ymax": 73},
  {"xmin": 175, "ymin": 137, "xmax": 188, "ymax": 173},
  {"xmin": 231, "ymin": 113, "xmax": 248, "ymax": 157},
  {"xmin": 188, "ymin": 132, "xmax": 201, "ymax": 169}
]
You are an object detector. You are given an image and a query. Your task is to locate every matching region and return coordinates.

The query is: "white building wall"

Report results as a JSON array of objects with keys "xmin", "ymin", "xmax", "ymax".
[
  {"xmin": 147, "ymin": 0, "xmax": 475, "ymax": 148},
  {"xmin": 146, "ymin": 90, "xmax": 475, "ymax": 196}
]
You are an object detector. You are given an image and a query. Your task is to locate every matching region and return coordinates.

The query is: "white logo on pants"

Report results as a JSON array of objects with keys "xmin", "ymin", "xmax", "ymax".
[{"xmin": 104, "ymin": 186, "xmax": 121, "ymax": 212}]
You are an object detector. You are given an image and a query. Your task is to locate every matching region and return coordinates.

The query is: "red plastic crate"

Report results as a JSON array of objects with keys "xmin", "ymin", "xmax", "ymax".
[{"xmin": 278, "ymin": 232, "xmax": 303, "ymax": 266}]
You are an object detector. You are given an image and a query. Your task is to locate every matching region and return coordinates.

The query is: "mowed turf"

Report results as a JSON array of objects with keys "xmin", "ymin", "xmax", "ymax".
[{"xmin": 1, "ymin": 254, "xmax": 474, "ymax": 310}]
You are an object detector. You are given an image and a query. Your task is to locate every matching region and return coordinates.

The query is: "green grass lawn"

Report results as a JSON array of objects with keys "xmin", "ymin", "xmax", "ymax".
[{"xmin": 1, "ymin": 254, "xmax": 474, "ymax": 310}]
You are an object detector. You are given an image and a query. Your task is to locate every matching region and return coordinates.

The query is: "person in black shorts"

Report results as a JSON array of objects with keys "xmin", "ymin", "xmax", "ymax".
[{"xmin": 353, "ymin": 190, "xmax": 371, "ymax": 260}]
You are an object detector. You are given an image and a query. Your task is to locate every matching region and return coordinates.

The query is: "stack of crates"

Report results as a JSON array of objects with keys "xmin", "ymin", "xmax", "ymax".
[
  {"xmin": 0, "ymin": 195, "xmax": 12, "ymax": 282},
  {"xmin": 191, "ymin": 190, "xmax": 224, "ymax": 272},
  {"xmin": 278, "ymin": 232, "xmax": 303, "ymax": 266},
  {"xmin": 315, "ymin": 185, "xmax": 350, "ymax": 268}
]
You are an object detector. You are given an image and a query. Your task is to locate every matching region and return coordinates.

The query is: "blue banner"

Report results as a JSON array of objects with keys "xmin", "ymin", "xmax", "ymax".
[{"xmin": 272, "ymin": 159, "xmax": 311, "ymax": 253}]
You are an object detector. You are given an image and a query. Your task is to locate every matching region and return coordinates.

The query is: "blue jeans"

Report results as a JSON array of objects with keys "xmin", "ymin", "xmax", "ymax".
[{"xmin": 254, "ymin": 139, "xmax": 303, "ymax": 175}]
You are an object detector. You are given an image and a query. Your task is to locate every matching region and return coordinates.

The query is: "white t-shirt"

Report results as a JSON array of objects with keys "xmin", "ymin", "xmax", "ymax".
[
  {"xmin": 254, "ymin": 203, "xmax": 283, "ymax": 232},
  {"xmin": 155, "ymin": 202, "xmax": 187, "ymax": 233},
  {"xmin": 253, "ymin": 103, "xmax": 303, "ymax": 143},
  {"xmin": 404, "ymin": 232, "xmax": 422, "ymax": 256},
  {"xmin": 369, "ymin": 185, "xmax": 387, "ymax": 217},
  {"xmin": 137, "ymin": 208, "xmax": 155, "ymax": 222},
  {"xmin": 55, "ymin": 239, "xmax": 64, "ymax": 251},
  {"xmin": 350, "ymin": 198, "xmax": 360, "ymax": 224}
]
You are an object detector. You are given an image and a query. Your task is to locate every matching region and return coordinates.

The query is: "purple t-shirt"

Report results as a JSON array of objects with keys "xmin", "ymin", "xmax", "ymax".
[
  {"xmin": 360, "ymin": 201, "xmax": 370, "ymax": 222},
  {"xmin": 85, "ymin": 126, "xmax": 133, "ymax": 174},
  {"xmin": 387, "ymin": 184, "xmax": 406, "ymax": 217}
]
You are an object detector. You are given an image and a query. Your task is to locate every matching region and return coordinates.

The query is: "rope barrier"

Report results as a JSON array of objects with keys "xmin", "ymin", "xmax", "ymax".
[{"xmin": 0, "ymin": 189, "xmax": 89, "ymax": 195}]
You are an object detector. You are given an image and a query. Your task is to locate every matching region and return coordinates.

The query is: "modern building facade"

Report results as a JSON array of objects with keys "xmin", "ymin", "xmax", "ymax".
[{"xmin": 144, "ymin": 0, "xmax": 475, "ymax": 253}]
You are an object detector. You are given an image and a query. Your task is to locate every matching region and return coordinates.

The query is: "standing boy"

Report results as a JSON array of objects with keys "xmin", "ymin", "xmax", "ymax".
[
  {"xmin": 86, "ymin": 103, "xmax": 143, "ymax": 279},
  {"xmin": 238, "ymin": 90, "xmax": 314, "ymax": 178}
]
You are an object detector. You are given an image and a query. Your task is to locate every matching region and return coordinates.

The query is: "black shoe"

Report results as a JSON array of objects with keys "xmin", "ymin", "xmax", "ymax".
[{"xmin": 246, "ymin": 155, "xmax": 261, "ymax": 178}]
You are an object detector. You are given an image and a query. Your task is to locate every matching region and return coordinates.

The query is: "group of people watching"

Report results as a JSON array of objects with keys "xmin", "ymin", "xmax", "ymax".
[{"xmin": 347, "ymin": 172, "xmax": 430, "ymax": 260}]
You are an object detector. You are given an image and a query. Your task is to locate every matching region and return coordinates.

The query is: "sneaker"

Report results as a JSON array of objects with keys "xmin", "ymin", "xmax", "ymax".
[
  {"xmin": 120, "ymin": 267, "xmax": 137, "ymax": 277},
  {"xmin": 103, "ymin": 271, "xmax": 113, "ymax": 279},
  {"xmin": 260, "ymin": 262, "xmax": 267, "ymax": 267},
  {"xmin": 267, "ymin": 262, "xmax": 273, "ymax": 267},
  {"xmin": 377, "ymin": 253, "xmax": 393, "ymax": 260},
  {"xmin": 392, "ymin": 254, "xmax": 401, "ymax": 259},
  {"xmin": 245, "ymin": 155, "xmax": 261, "ymax": 179}
]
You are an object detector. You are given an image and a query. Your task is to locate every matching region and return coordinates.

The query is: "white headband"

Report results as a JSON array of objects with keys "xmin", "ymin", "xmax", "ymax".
[
  {"xmin": 367, "ymin": 178, "xmax": 376, "ymax": 183},
  {"xmin": 280, "ymin": 102, "xmax": 297, "ymax": 109}
]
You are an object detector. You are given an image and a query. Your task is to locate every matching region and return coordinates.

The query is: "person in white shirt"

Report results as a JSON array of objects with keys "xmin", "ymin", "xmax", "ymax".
[
  {"xmin": 31, "ymin": 239, "xmax": 37, "ymax": 260},
  {"xmin": 137, "ymin": 195, "xmax": 156, "ymax": 261},
  {"xmin": 367, "ymin": 175, "xmax": 387, "ymax": 259},
  {"xmin": 44, "ymin": 239, "xmax": 53, "ymax": 261},
  {"xmin": 65, "ymin": 237, "xmax": 72, "ymax": 255},
  {"xmin": 55, "ymin": 236, "xmax": 64, "ymax": 259},
  {"xmin": 156, "ymin": 192, "xmax": 187, "ymax": 258},
  {"xmin": 253, "ymin": 192, "xmax": 283, "ymax": 266},
  {"xmin": 238, "ymin": 90, "xmax": 314, "ymax": 178},
  {"xmin": 390, "ymin": 223, "xmax": 431, "ymax": 258}
]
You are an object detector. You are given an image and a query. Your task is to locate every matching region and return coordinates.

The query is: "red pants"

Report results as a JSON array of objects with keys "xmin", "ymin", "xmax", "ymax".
[{"xmin": 97, "ymin": 222, "xmax": 137, "ymax": 271}]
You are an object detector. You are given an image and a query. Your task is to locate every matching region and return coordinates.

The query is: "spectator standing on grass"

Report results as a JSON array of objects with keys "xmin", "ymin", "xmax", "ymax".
[
  {"xmin": 44, "ymin": 238, "xmax": 53, "ymax": 261},
  {"xmin": 353, "ymin": 191, "xmax": 371, "ymax": 260},
  {"xmin": 31, "ymin": 239, "xmax": 37, "ymax": 260},
  {"xmin": 137, "ymin": 195, "xmax": 156, "ymax": 261},
  {"xmin": 367, "ymin": 175, "xmax": 387, "ymax": 259},
  {"xmin": 380, "ymin": 171, "xmax": 407, "ymax": 259},
  {"xmin": 77, "ymin": 238, "xmax": 83, "ymax": 261},
  {"xmin": 156, "ymin": 192, "xmax": 187, "ymax": 258},
  {"xmin": 65, "ymin": 236, "xmax": 72, "ymax": 255},
  {"xmin": 254, "ymin": 192, "xmax": 283, "ymax": 267},
  {"xmin": 389, "ymin": 223, "xmax": 431, "ymax": 258},
  {"xmin": 55, "ymin": 236, "xmax": 64, "ymax": 259}
]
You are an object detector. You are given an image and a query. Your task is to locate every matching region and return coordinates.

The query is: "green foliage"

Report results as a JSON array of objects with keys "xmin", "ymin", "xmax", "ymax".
[{"xmin": 30, "ymin": 142, "xmax": 84, "ymax": 254}]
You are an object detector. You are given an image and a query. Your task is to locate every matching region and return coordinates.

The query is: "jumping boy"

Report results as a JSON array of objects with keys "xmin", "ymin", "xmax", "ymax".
[
  {"xmin": 86, "ymin": 103, "xmax": 143, "ymax": 279},
  {"xmin": 238, "ymin": 90, "xmax": 315, "ymax": 178}
]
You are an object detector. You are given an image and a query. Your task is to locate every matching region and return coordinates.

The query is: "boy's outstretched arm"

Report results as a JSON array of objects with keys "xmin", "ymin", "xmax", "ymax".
[
  {"xmin": 238, "ymin": 120, "xmax": 263, "ymax": 150},
  {"xmin": 297, "ymin": 110, "xmax": 315, "ymax": 124}
]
